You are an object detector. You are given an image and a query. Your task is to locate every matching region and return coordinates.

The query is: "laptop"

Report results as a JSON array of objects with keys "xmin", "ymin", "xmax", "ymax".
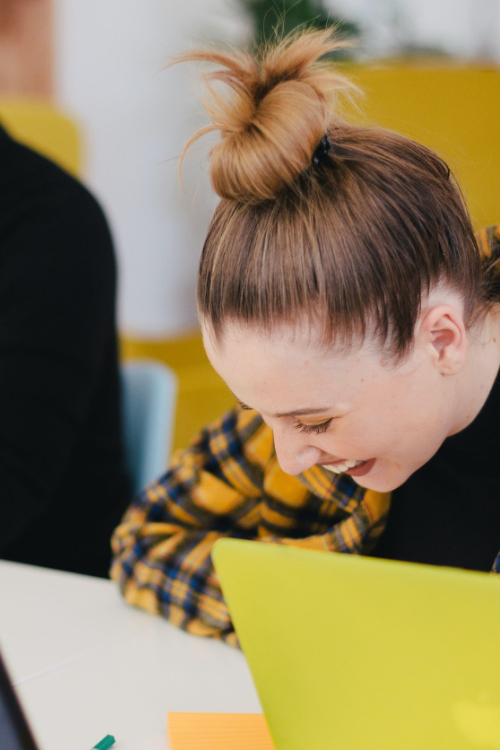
[
  {"xmin": 212, "ymin": 539, "xmax": 500, "ymax": 750},
  {"xmin": 0, "ymin": 649, "xmax": 39, "ymax": 750}
]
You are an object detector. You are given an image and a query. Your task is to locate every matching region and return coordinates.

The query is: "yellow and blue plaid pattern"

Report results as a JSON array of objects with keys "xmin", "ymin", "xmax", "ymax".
[
  {"xmin": 112, "ymin": 225, "xmax": 500, "ymax": 645},
  {"xmin": 111, "ymin": 406, "xmax": 391, "ymax": 645}
]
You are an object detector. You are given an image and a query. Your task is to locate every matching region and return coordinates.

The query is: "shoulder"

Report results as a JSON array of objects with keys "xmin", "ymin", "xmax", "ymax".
[
  {"xmin": 0, "ymin": 128, "xmax": 111, "ymax": 239},
  {"xmin": 0, "ymin": 129, "xmax": 115, "ymax": 277}
]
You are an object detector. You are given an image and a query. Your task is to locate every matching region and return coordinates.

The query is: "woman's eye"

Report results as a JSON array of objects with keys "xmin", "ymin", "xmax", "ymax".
[{"xmin": 294, "ymin": 419, "xmax": 332, "ymax": 435}]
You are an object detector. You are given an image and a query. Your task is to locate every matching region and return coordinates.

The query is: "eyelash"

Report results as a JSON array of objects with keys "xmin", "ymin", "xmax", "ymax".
[
  {"xmin": 238, "ymin": 402, "xmax": 333, "ymax": 435},
  {"xmin": 294, "ymin": 419, "xmax": 333, "ymax": 435}
]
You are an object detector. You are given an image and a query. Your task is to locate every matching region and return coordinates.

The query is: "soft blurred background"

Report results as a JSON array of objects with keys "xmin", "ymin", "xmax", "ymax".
[{"xmin": 1, "ymin": 0, "xmax": 499, "ymax": 453}]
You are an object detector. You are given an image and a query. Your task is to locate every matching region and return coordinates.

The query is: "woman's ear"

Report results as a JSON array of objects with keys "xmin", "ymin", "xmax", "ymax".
[{"xmin": 415, "ymin": 304, "xmax": 467, "ymax": 375}]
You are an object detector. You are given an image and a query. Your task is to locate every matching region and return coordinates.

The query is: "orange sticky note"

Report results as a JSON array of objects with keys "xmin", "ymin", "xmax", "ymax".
[{"xmin": 167, "ymin": 712, "xmax": 275, "ymax": 749}]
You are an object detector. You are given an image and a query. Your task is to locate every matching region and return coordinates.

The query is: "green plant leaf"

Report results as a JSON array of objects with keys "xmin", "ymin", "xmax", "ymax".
[{"xmin": 237, "ymin": 0, "xmax": 360, "ymax": 55}]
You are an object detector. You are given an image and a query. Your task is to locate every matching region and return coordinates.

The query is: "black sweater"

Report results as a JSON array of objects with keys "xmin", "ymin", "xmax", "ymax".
[
  {"xmin": 374, "ymin": 364, "xmax": 500, "ymax": 572},
  {"xmin": 0, "ymin": 126, "xmax": 130, "ymax": 577}
]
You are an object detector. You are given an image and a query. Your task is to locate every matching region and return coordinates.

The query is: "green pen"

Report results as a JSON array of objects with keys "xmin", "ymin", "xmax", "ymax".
[{"xmin": 91, "ymin": 735, "xmax": 116, "ymax": 750}]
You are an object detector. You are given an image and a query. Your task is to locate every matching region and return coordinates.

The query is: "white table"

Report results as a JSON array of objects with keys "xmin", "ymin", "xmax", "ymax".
[{"xmin": 0, "ymin": 561, "xmax": 262, "ymax": 750}]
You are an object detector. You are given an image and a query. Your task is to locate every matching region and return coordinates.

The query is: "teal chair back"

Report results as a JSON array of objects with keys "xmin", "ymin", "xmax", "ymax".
[{"xmin": 121, "ymin": 359, "xmax": 177, "ymax": 497}]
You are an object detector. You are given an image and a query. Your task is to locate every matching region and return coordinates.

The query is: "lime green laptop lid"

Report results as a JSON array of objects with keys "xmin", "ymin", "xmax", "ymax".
[{"xmin": 212, "ymin": 540, "xmax": 500, "ymax": 750}]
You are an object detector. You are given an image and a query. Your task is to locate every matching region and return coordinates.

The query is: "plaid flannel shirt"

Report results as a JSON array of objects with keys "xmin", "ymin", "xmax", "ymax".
[{"xmin": 111, "ymin": 225, "xmax": 500, "ymax": 646}]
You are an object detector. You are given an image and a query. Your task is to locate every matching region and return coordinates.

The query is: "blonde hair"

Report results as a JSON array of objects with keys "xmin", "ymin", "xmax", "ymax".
[{"xmin": 179, "ymin": 30, "xmax": 483, "ymax": 358}]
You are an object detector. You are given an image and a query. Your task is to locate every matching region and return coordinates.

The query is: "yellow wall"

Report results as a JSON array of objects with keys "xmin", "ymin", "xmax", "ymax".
[
  {"xmin": 124, "ymin": 64, "xmax": 500, "ymax": 451},
  {"xmin": 0, "ymin": 100, "xmax": 80, "ymax": 176},
  {"xmin": 345, "ymin": 64, "xmax": 500, "ymax": 230},
  {"xmin": 121, "ymin": 333, "xmax": 236, "ymax": 452}
]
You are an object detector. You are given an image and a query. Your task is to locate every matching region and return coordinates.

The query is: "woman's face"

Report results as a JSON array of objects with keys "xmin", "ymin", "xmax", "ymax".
[{"xmin": 202, "ymin": 303, "xmax": 471, "ymax": 493}]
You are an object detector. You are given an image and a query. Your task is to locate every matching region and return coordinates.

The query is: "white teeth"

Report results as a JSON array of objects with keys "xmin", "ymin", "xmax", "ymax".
[
  {"xmin": 344, "ymin": 459, "xmax": 363, "ymax": 469},
  {"xmin": 322, "ymin": 459, "xmax": 365, "ymax": 474}
]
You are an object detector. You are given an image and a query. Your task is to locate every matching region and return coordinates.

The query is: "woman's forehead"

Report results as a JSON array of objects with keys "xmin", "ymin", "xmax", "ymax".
[
  {"xmin": 203, "ymin": 318, "xmax": 370, "ymax": 363},
  {"xmin": 203, "ymin": 319, "xmax": 388, "ymax": 387},
  {"xmin": 202, "ymin": 284, "xmax": 466, "ymax": 366}
]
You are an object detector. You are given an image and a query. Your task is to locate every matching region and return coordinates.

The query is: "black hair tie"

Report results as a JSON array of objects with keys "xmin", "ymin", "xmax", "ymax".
[{"xmin": 312, "ymin": 130, "xmax": 331, "ymax": 165}]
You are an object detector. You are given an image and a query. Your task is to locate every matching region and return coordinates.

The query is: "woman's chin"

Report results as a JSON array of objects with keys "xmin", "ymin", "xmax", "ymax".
[{"xmin": 353, "ymin": 462, "xmax": 410, "ymax": 492}]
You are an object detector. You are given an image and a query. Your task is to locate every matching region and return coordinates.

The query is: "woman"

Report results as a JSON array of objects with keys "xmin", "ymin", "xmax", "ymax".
[{"xmin": 111, "ymin": 30, "xmax": 500, "ymax": 646}]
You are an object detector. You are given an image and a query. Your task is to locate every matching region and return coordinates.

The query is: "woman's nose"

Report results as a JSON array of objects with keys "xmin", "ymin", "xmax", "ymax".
[{"xmin": 272, "ymin": 425, "xmax": 321, "ymax": 476}]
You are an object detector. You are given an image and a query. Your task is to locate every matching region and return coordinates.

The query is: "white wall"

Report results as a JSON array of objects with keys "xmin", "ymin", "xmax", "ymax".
[
  {"xmin": 328, "ymin": 0, "xmax": 500, "ymax": 59},
  {"xmin": 54, "ymin": 0, "xmax": 248, "ymax": 337},
  {"xmin": 53, "ymin": 0, "xmax": 500, "ymax": 338}
]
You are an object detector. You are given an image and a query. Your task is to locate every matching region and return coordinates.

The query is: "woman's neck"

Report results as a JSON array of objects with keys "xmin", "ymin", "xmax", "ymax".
[{"xmin": 451, "ymin": 307, "xmax": 500, "ymax": 436}]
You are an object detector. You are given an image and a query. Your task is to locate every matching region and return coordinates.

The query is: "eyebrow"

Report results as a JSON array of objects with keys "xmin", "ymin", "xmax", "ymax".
[{"xmin": 233, "ymin": 395, "xmax": 332, "ymax": 419}]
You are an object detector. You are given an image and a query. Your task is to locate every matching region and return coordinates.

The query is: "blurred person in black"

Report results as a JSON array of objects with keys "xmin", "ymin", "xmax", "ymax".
[{"xmin": 0, "ymin": 124, "xmax": 130, "ymax": 577}]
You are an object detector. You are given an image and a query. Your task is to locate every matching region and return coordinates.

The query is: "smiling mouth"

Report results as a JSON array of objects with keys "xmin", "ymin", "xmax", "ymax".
[{"xmin": 321, "ymin": 458, "xmax": 375, "ymax": 476}]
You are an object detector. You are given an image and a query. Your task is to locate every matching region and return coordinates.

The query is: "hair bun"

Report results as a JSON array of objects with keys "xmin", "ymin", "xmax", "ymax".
[{"xmin": 178, "ymin": 30, "xmax": 356, "ymax": 203}]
